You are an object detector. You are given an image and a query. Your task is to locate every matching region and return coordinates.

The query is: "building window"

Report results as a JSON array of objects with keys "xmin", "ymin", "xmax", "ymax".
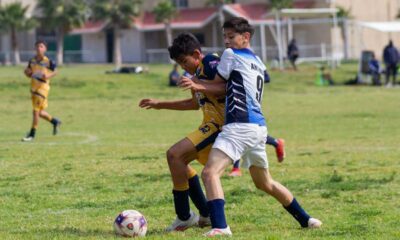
[{"xmin": 172, "ymin": 0, "xmax": 188, "ymax": 9}]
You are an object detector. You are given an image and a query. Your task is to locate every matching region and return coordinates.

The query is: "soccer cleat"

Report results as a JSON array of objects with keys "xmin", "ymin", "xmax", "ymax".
[
  {"xmin": 275, "ymin": 139, "xmax": 286, "ymax": 163},
  {"xmin": 198, "ymin": 216, "xmax": 211, "ymax": 228},
  {"xmin": 52, "ymin": 119, "xmax": 62, "ymax": 135},
  {"xmin": 165, "ymin": 210, "xmax": 199, "ymax": 232},
  {"xmin": 228, "ymin": 168, "xmax": 242, "ymax": 177},
  {"xmin": 203, "ymin": 226, "xmax": 232, "ymax": 237},
  {"xmin": 307, "ymin": 218, "xmax": 322, "ymax": 228},
  {"xmin": 21, "ymin": 136, "xmax": 34, "ymax": 142}
]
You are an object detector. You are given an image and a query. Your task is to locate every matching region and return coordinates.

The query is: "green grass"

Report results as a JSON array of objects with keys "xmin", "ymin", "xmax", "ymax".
[{"xmin": 0, "ymin": 63, "xmax": 399, "ymax": 240}]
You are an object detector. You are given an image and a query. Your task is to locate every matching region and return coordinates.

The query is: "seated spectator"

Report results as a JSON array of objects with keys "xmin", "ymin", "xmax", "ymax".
[
  {"xmin": 169, "ymin": 64, "xmax": 180, "ymax": 86},
  {"xmin": 368, "ymin": 53, "xmax": 381, "ymax": 86},
  {"xmin": 316, "ymin": 66, "xmax": 335, "ymax": 86}
]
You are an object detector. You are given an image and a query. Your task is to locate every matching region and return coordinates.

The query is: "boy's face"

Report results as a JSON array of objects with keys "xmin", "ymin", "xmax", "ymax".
[
  {"xmin": 175, "ymin": 49, "xmax": 201, "ymax": 74},
  {"xmin": 35, "ymin": 43, "xmax": 47, "ymax": 56},
  {"xmin": 223, "ymin": 28, "xmax": 251, "ymax": 49}
]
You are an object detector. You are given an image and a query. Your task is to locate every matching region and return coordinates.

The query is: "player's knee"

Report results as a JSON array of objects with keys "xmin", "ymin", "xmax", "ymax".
[
  {"xmin": 166, "ymin": 147, "xmax": 180, "ymax": 166},
  {"xmin": 255, "ymin": 181, "xmax": 274, "ymax": 193},
  {"xmin": 201, "ymin": 167, "xmax": 214, "ymax": 184}
]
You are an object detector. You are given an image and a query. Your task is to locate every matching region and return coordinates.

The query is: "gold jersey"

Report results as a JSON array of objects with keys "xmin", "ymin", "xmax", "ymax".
[
  {"xmin": 28, "ymin": 55, "xmax": 56, "ymax": 98},
  {"xmin": 194, "ymin": 53, "xmax": 225, "ymax": 127}
]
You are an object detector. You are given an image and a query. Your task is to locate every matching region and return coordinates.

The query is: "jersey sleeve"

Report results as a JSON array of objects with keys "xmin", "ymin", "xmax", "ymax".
[
  {"xmin": 201, "ymin": 54, "xmax": 220, "ymax": 80},
  {"xmin": 48, "ymin": 60, "xmax": 57, "ymax": 71},
  {"xmin": 217, "ymin": 48, "xmax": 235, "ymax": 81}
]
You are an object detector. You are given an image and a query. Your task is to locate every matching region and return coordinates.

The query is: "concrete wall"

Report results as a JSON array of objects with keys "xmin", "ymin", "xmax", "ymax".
[
  {"xmin": 82, "ymin": 33, "xmax": 106, "ymax": 63},
  {"xmin": 120, "ymin": 29, "xmax": 145, "ymax": 63}
]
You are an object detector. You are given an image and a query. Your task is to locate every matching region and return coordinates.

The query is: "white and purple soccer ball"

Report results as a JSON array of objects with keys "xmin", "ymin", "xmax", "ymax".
[{"xmin": 114, "ymin": 210, "xmax": 147, "ymax": 237}]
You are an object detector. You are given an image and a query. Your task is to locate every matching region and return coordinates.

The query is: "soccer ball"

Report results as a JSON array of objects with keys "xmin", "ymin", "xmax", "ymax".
[{"xmin": 114, "ymin": 210, "xmax": 147, "ymax": 237}]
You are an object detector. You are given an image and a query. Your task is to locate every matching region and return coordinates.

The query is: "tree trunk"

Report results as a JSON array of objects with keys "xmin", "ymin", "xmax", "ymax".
[
  {"xmin": 341, "ymin": 18, "xmax": 350, "ymax": 60},
  {"xmin": 56, "ymin": 29, "xmax": 64, "ymax": 65},
  {"xmin": 113, "ymin": 26, "xmax": 122, "ymax": 70},
  {"xmin": 165, "ymin": 21, "xmax": 173, "ymax": 46},
  {"xmin": 10, "ymin": 28, "xmax": 20, "ymax": 65}
]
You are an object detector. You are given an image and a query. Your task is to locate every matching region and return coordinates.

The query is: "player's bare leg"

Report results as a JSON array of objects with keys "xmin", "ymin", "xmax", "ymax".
[
  {"xmin": 201, "ymin": 148, "xmax": 232, "ymax": 236},
  {"xmin": 22, "ymin": 110, "xmax": 40, "ymax": 141},
  {"xmin": 166, "ymin": 138, "xmax": 209, "ymax": 231},
  {"xmin": 249, "ymin": 166, "xmax": 322, "ymax": 228},
  {"xmin": 39, "ymin": 110, "xmax": 61, "ymax": 135}
]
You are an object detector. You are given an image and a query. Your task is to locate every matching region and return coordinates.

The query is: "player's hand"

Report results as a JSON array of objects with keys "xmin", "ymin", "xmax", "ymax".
[
  {"xmin": 24, "ymin": 68, "xmax": 32, "ymax": 77},
  {"xmin": 178, "ymin": 76, "xmax": 200, "ymax": 91},
  {"xmin": 138, "ymin": 98, "xmax": 160, "ymax": 109}
]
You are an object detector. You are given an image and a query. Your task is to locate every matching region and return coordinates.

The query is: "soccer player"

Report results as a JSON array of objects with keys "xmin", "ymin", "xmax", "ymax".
[
  {"xmin": 22, "ymin": 40, "xmax": 61, "ymax": 142},
  {"xmin": 182, "ymin": 17, "xmax": 322, "ymax": 236},
  {"xmin": 139, "ymin": 33, "xmax": 225, "ymax": 231}
]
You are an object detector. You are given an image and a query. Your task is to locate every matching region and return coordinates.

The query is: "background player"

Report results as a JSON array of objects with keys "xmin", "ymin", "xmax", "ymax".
[{"xmin": 22, "ymin": 40, "xmax": 61, "ymax": 142}]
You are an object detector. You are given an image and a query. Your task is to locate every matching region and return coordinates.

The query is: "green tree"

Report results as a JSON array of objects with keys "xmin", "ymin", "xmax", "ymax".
[
  {"xmin": 270, "ymin": 0, "xmax": 293, "ymax": 10},
  {"xmin": 91, "ymin": 0, "xmax": 141, "ymax": 69},
  {"xmin": 36, "ymin": 0, "xmax": 87, "ymax": 65},
  {"xmin": 0, "ymin": 3, "xmax": 37, "ymax": 65},
  {"xmin": 153, "ymin": 1, "xmax": 177, "ymax": 47}
]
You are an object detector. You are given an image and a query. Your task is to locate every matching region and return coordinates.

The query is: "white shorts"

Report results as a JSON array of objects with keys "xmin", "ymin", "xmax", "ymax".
[{"xmin": 212, "ymin": 123, "xmax": 268, "ymax": 169}]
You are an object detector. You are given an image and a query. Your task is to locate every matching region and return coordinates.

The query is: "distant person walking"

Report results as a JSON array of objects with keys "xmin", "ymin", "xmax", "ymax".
[
  {"xmin": 288, "ymin": 39, "xmax": 299, "ymax": 71},
  {"xmin": 382, "ymin": 40, "xmax": 399, "ymax": 87}
]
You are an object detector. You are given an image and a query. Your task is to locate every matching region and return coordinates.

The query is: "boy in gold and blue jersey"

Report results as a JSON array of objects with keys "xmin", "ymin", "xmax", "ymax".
[{"xmin": 22, "ymin": 40, "xmax": 61, "ymax": 141}]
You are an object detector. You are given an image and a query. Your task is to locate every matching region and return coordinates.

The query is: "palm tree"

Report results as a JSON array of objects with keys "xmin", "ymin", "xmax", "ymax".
[
  {"xmin": 270, "ymin": 0, "xmax": 293, "ymax": 69},
  {"xmin": 0, "ymin": 3, "xmax": 37, "ymax": 65},
  {"xmin": 206, "ymin": 0, "xmax": 234, "ymax": 30},
  {"xmin": 153, "ymin": 1, "xmax": 177, "ymax": 47},
  {"xmin": 36, "ymin": 0, "xmax": 87, "ymax": 65},
  {"xmin": 91, "ymin": 0, "xmax": 141, "ymax": 69},
  {"xmin": 336, "ymin": 6, "xmax": 352, "ymax": 59}
]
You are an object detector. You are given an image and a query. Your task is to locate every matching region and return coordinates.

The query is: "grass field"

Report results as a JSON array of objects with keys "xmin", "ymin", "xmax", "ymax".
[{"xmin": 0, "ymin": 63, "xmax": 399, "ymax": 240}]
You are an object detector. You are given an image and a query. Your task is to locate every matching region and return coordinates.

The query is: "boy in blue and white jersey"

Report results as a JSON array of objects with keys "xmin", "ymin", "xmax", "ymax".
[{"xmin": 185, "ymin": 17, "xmax": 322, "ymax": 237}]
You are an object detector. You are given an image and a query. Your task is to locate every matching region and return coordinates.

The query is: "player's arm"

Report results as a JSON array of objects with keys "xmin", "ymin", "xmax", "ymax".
[
  {"xmin": 179, "ymin": 75, "xmax": 226, "ymax": 96},
  {"xmin": 44, "ymin": 70, "xmax": 57, "ymax": 80},
  {"xmin": 24, "ymin": 61, "xmax": 32, "ymax": 78},
  {"xmin": 44, "ymin": 60, "xmax": 58, "ymax": 80},
  {"xmin": 138, "ymin": 95, "xmax": 199, "ymax": 111}
]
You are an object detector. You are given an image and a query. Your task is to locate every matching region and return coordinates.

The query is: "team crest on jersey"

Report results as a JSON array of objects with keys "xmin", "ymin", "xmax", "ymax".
[{"xmin": 208, "ymin": 60, "xmax": 219, "ymax": 69}]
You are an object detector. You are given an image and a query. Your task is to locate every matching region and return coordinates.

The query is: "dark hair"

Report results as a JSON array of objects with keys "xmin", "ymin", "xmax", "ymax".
[
  {"xmin": 168, "ymin": 33, "xmax": 201, "ymax": 60},
  {"xmin": 35, "ymin": 40, "xmax": 48, "ymax": 47},
  {"xmin": 223, "ymin": 17, "xmax": 254, "ymax": 37}
]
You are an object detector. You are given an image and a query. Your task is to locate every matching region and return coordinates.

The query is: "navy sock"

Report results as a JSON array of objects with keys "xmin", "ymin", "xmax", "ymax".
[
  {"xmin": 50, "ymin": 118, "xmax": 58, "ymax": 125},
  {"xmin": 29, "ymin": 128, "xmax": 36, "ymax": 137},
  {"xmin": 266, "ymin": 135, "xmax": 278, "ymax": 147},
  {"xmin": 207, "ymin": 199, "xmax": 227, "ymax": 229},
  {"xmin": 172, "ymin": 190, "xmax": 190, "ymax": 221},
  {"xmin": 188, "ymin": 175, "xmax": 209, "ymax": 217},
  {"xmin": 284, "ymin": 198, "xmax": 310, "ymax": 228},
  {"xmin": 233, "ymin": 160, "xmax": 240, "ymax": 169}
]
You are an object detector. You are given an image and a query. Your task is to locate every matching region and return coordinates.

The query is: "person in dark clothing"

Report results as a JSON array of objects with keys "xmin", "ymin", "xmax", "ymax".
[
  {"xmin": 368, "ymin": 53, "xmax": 381, "ymax": 86},
  {"xmin": 169, "ymin": 64, "xmax": 180, "ymax": 86},
  {"xmin": 382, "ymin": 40, "xmax": 399, "ymax": 86},
  {"xmin": 288, "ymin": 39, "xmax": 299, "ymax": 70}
]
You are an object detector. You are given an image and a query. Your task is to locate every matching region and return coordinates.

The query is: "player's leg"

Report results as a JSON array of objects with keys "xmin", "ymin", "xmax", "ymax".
[
  {"xmin": 385, "ymin": 65, "xmax": 391, "ymax": 85},
  {"xmin": 266, "ymin": 135, "xmax": 285, "ymax": 162},
  {"xmin": 201, "ymin": 148, "xmax": 232, "ymax": 236},
  {"xmin": 249, "ymin": 166, "xmax": 322, "ymax": 228},
  {"xmin": 22, "ymin": 110, "xmax": 40, "ymax": 142},
  {"xmin": 165, "ymin": 138, "xmax": 201, "ymax": 231},
  {"xmin": 39, "ymin": 107, "xmax": 61, "ymax": 135}
]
